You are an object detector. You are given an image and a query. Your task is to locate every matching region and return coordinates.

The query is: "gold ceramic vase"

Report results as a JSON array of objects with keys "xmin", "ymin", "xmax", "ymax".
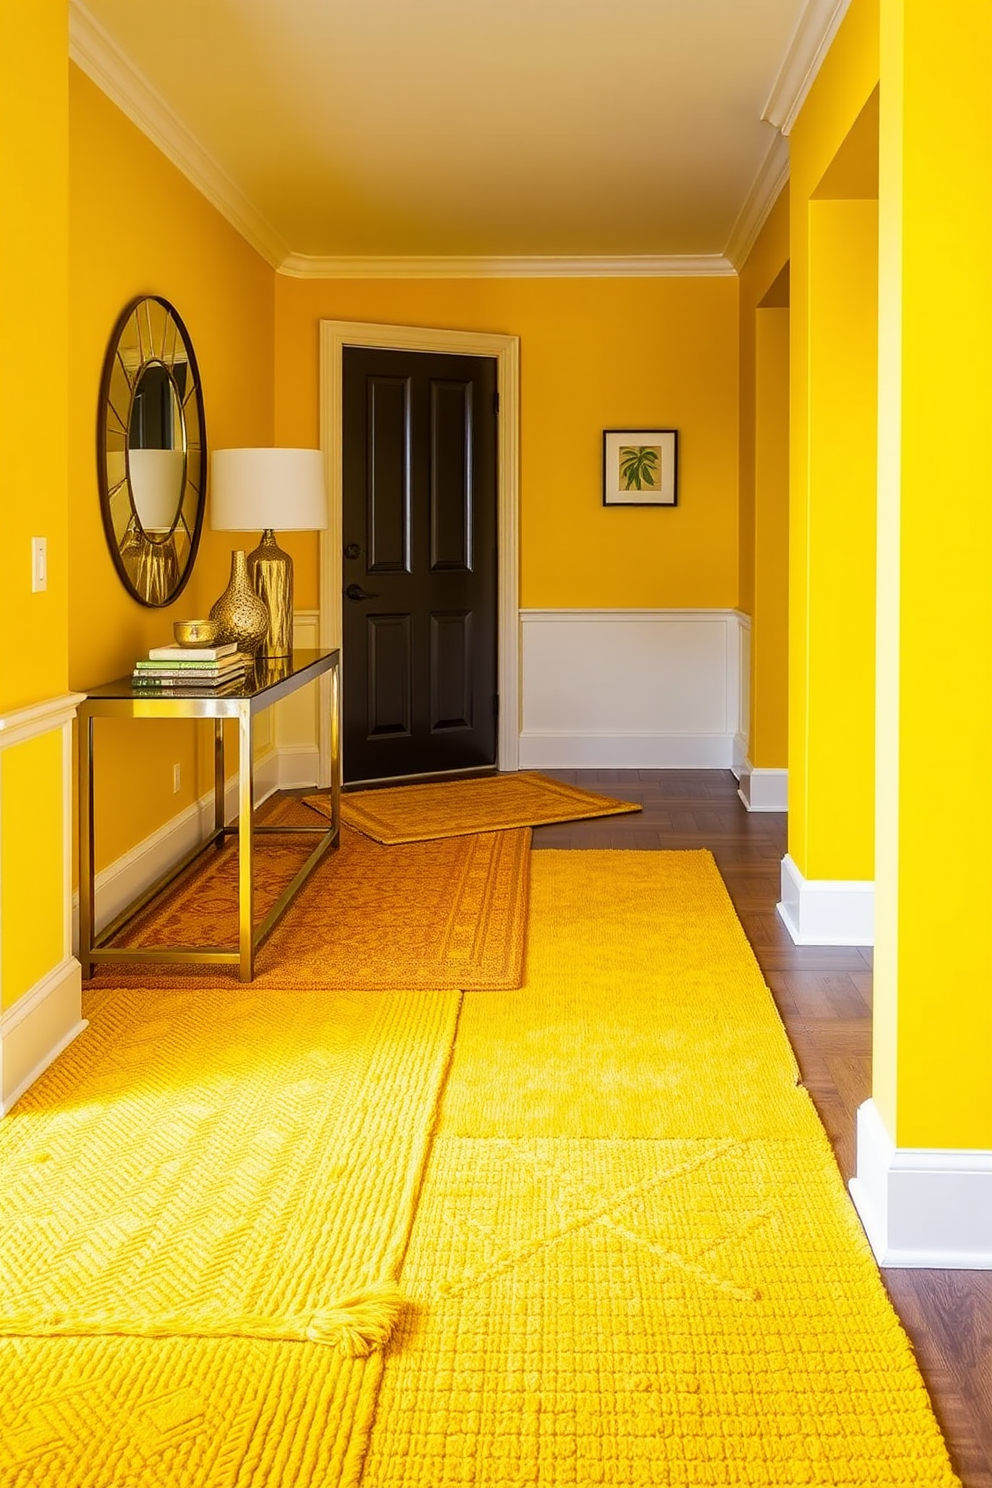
[{"xmin": 209, "ymin": 549, "xmax": 269, "ymax": 653}]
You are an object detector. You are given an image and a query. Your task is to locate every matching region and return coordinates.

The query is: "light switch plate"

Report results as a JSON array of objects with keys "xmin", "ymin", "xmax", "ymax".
[{"xmin": 31, "ymin": 537, "xmax": 47, "ymax": 592}]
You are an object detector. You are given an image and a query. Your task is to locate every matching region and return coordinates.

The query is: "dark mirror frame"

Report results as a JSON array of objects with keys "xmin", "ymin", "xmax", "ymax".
[{"xmin": 97, "ymin": 295, "xmax": 207, "ymax": 608}]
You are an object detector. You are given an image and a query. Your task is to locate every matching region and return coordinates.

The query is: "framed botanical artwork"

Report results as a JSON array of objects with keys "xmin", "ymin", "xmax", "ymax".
[{"xmin": 603, "ymin": 429, "xmax": 678, "ymax": 506}]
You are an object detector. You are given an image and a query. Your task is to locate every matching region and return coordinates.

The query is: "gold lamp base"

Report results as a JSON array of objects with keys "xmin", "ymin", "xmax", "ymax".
[{"xmin": 248, "ymin": 529, "xmax": 294, "ymax": 659}]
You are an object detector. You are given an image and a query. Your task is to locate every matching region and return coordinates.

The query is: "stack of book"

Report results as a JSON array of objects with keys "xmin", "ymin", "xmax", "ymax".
[{"xmin": 131, "ymin": 642, "xmax": 249, "ymax": 693}]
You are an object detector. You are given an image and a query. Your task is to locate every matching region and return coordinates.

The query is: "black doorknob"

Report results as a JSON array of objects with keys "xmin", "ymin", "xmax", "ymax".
[
  {"xmin": 345, "ymin": 583, "xmax": 379, "ymax": 601},
  {"xmin": 343, "ymin": 542, "xmax": 361, "ymax": 560}
]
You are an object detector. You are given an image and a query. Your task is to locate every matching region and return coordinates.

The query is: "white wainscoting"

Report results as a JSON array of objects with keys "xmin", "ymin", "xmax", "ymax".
[
  {"xmin": 0, "ymin": 693, "xmax": 87, "ymax": 1114},
  {"xmin": 518, "ymin": 609, "xmax": 748, "ymax": 769}
]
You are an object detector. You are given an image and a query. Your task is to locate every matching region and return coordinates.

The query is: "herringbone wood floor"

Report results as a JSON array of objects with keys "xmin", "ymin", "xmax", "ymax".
[{"xmin": 530, "ymin": 768, "xmax": 992, "ymax": 1488}]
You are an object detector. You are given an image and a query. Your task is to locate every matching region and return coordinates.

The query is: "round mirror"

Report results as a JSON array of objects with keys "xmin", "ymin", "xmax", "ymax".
[{"xmin": 97, "ymin": 295, "xmax": 206, "ymax": 607}]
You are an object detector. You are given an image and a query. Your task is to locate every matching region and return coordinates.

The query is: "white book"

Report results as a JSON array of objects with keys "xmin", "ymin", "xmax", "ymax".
[{"xmin": 147, "ymin": 641, "xmax": 238, "ymax": 662}]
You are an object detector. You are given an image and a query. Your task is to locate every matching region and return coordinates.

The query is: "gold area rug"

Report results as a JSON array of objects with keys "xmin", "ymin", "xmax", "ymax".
[
  {"xmin": 87, "ymin": 798, "xmax": 529, "ymax": 990},
  {"xmin": 305, "ymin": 770, "xmax": 640, "ymax": 844},
  {"xmin": 0, "ymin": 982, "xmax": 461, "ymax": 1487},
  {"xmin": 359, "ymin": 852, "xmax": 960, "ymax": 1488}
]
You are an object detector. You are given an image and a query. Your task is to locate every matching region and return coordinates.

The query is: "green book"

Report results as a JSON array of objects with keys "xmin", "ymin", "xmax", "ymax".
[{"xmin": 134, "ymin": 655, "xmax": 247, "ymax": 670}]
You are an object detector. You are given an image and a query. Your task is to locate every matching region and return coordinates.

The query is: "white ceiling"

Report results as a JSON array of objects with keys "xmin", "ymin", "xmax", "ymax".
[{"xmin": 71, "ymin": 0, "xmax": 848, "ymax": 273}]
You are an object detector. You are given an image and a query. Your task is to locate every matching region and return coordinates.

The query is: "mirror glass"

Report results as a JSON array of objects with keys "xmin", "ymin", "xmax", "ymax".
[{"xmin": 98, "ymin": 296, "xmax": 206, "ymax": 606}]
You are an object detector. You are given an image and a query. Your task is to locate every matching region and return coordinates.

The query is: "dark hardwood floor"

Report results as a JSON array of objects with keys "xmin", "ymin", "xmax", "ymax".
[{"xmin": 531, "ymin": 768, "xmax": 992, "ymax": 1488}]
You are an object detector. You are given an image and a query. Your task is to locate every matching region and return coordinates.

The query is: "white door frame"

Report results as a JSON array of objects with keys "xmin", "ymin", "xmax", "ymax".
[{"xmin": 318, "ymin": 319, "xmax": 521, "ymax": 780}]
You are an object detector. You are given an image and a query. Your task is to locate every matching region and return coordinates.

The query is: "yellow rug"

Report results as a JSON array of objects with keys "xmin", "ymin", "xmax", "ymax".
[
  {"xmin": 305, "ymin": 771, "xmax": 640, "ymax": 844},
  {"xmin": 359, "ymin": 852, "xmax": 960, "ymax": 1487},
  {"xmin": 0, "ymin": 982, "xmax": 461, "ymax": 1485},
  {"xmin": 440, "ymin": 849, "xmax": 805, "ymax": 1138},
  {"xmin": 88, "ymin": 799, "xmax": 530, "ymax": 990}
]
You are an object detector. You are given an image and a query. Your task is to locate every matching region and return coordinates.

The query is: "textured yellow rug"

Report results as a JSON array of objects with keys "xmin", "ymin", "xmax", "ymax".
[
  {"xmin": 440, "ymin": 848, "xmax": 805, "ymax": 1139},
  {"xmin": 305, "ymin": 770, "xmax": 640, "ymax": 844},
  {"xmin": 88, "ymin": 799, "xmax": 530, "ymax": 990},
  {"xmin": 0, "ymin": 982, "xmax": 460, "ymax": 1485},
  {"xmin": 359, "ymin": 852, "xmax": 960, "ymax": 1488}
]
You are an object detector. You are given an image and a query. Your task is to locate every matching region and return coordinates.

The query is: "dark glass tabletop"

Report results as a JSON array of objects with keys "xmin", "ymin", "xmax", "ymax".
[{"xmin": 81, "ymin": 648, "xmax": 338, "ymax": 708}]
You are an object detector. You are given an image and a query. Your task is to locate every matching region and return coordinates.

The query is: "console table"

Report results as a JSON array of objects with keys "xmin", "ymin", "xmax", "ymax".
[{"xmin": 78, "ymin": 648, "xmax": 340, "ymax": 982}]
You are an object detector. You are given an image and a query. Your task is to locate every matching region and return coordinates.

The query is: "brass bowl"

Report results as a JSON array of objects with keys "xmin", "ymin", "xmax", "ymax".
[{"xmin": 173, "ymin": 618, "xmax": 221, "ymax": 648}]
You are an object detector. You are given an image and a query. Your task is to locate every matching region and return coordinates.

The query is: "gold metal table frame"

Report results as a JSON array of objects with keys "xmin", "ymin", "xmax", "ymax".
[{"xmin": 78, "ymin": 648, "xmax": 340, "ymax": 982}]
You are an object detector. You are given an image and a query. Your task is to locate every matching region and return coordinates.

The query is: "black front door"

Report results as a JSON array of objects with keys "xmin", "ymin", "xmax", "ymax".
[{"xmin": 342, "ymin": 347, "xmax": 498, "ymax": 784}]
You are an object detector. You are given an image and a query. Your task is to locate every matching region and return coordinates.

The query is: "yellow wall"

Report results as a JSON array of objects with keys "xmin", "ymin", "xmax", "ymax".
[
  {"xmin": 69, "ymin": 66, "xmax": 276, "ymax": 871},
  {"xmin": 0, "ymin": 0, "xmax": 69, "ymax": 715},
  {"xmin": 738, "ymin": 189, "xmax": 790, "ymax": 768},
  {"xmin": 751, "ymin": 308, "xmax": 790, "ymax": 769},
  {"xmin": 0, "ymin": 2, "xmax": 71, "ymax": 1018},
  {"xmin": 274, "ymin": 276, "xmax": 740, "ymax": 612},
  {"xmin": 788, "ymin": 0, "xmax": 878, "ymax": 880},
  {"xmin": 1, "ymin": 731, "xmax": 64, "ymax": 1010},
  {"xmin": 802, "ymin": 197, "xmax": 877, "ymax": 879},
  {"xmin": 874, "ymin": 0, "xmax": 992, "ymax": 1149}
]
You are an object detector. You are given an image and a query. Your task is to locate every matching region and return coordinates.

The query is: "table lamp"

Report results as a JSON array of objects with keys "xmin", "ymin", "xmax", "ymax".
[{"xmin": 209, "ymin": 448, "xmax": 328, "ymax": 657}]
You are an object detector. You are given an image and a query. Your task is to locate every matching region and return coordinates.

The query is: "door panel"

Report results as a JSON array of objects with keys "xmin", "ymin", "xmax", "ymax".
[
  {"xmin": 430, "ymin": 381, "xmax": 472, "ymax": 571},
  {"xmin": 368, "ymin": 376, "xmax": 411, "ymax": 573},
  {"xmin": 366, "ymin": 613, "xmax": 412, "ymax": 738},
  {"xmin": 343, "ymin": 347, "xmax": 497, "ymax": 783},
  {"xmin": 430, "ymin": 610, "xmax": 473, "ymax": 731}
]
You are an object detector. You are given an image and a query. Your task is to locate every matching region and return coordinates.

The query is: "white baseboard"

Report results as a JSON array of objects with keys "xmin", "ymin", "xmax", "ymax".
[
  {"xmin": 1, "ymin": 956, "xmax": 86, "ymax": 1115},
  {"xmin": 72, "ymin": 747, "xmax": 281, "ymax": 949},
  {"xmin": 777, "ymin": 852, "xmax": 874, "ymax": 945},
  {"xmin": 849, "ymin": 1099, "xmax": 992, "ymax": 1269},
  {"xmin": 517, "ymin": 731, "xmax": 736, "ymax": 769},
  {"xmin": 731, "ymin": 732, "xmax": 749, "ymax": 780},
  {"xmin": 738, "ymin": 761, "xmax": 788, "ymax": 812}
]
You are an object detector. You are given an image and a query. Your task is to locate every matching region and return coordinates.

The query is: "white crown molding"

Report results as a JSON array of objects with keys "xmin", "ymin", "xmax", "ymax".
[
  {"xmin": 724, "ymin": 132, "xmax": 790, "ymax": 270},
  {"xmin": 762, "ymin": 0, "xmax": 854, "ymax": 136},
  {"xmin": 69, "ymin": 0, "xmax": 289, "ymax": 269},
  {"xmin": 280, "ymin": 253, "xmax": 737, "ymax": 280}
]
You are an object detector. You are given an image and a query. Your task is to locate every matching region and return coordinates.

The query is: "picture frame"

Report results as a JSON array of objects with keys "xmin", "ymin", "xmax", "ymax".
[{"xmin": 603, "ymin": 428, "xmax": 678, "ymax": 507}]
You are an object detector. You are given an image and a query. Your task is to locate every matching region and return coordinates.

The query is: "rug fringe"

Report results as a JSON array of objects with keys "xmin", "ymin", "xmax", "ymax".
[
  {"xmin": 306, "ymin": 1283, "xmax": 408, "ymax": 1355},
  {"xmin": 0, "ymin": 1282, "xmax": 407, "ymax": 1355}
]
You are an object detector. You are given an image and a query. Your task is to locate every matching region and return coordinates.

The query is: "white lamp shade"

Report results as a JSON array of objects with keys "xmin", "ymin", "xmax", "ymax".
[
  {"xmin": 128, "ymin": 447, "xmax": 185, "ymax": 531},
  {"xmin": 210, "ymin": 447, "xmax": 328, "ymax": 532}
]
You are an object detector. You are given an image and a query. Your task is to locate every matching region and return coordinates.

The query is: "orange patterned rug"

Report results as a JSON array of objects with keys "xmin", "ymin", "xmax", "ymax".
[
  {"xmin": 305, "ymin": 771, "xmax": 641, "ymax": 844},
  {"xmin": 86, "ymin": 797, "xmax": 529, "ymax": 991}
]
